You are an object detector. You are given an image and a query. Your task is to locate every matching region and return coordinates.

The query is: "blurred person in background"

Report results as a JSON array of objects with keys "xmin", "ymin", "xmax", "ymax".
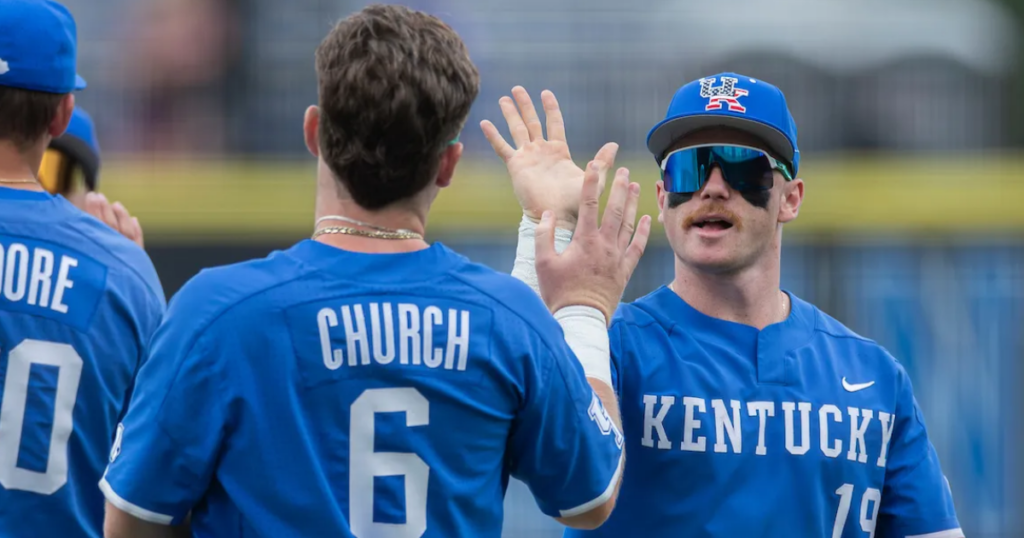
[
  {"xmin": 39, "ymin": 106, "xmax": 145, "ymax": 248},
  {"xmin": 483, "ymin": 75, "xmax": 962, "ymax": 537},
  {"xmin": 100, "ymin": 5, "xmax": 645, "ymax": 537},
  {"xmin": 116, "ymin": 0, "xmax": 239, "ymax": 154},
  {"xmin": 0, "ymin": 1, "xmax": 165, "ymax": 537}
]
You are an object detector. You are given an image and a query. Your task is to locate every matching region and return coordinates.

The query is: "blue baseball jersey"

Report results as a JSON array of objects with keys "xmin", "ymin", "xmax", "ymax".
[
  {"xmin": 101, "ymin": 240, "xmax": 623, "ymax": 537},
  {"xmin": 566, "ymin": 286, "xmax": 961, "ymax": 538},
  {"xmin": 0, "ymin": 188, "xmax": 165, "ymax": 537}
]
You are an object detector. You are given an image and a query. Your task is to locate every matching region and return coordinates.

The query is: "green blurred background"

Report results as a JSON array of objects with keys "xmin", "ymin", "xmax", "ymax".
[{"xmin": 63, "ymin": 0, "xmax": 1023, "ymax": 535}]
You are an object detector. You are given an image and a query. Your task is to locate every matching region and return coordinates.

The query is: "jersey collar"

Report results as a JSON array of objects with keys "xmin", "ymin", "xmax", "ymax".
[
  {"xmin": 287, "ymin": 239, "xmax": 464, "ymax": 283},
  {"xmin": 637, "ymin": 285, "xmax": 817, "ymax": 356}
]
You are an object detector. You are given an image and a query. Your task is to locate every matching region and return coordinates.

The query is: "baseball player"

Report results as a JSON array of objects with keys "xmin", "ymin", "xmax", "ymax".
[
  {"xmin": 482, "ymin": 73, "xmax": 963, "ymax": 537},
  {"xmin": 100, "ymin": 6, "xmax": 646, "ymax": 537},
  {"xmin": 0, "ymin": 1, "xmax": 165, "ymax": 536}
]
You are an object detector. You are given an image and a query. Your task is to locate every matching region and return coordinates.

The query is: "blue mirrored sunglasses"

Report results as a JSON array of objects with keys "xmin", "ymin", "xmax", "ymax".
[{"xmin": 659, "ymin": 144, "xmax": 794, "ymax": 194}]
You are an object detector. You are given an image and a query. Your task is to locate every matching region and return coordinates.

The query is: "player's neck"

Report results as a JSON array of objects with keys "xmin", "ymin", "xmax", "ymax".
[
  {"xmin": 313, "ymin": 171, "xmax": 430, "ymax": 254},
  {"xmin": 0, "ymin": 142, "xmax": 46, "ymax": 192},
  {"xmin": 671, "ymin": 254, "xmax": 787, "ymax": 330}
]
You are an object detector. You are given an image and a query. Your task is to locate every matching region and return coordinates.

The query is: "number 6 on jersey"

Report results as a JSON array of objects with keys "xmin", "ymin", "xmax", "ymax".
[{"xmin": 350, "ymin": 388, "xmax": 430, "ymax": 538}]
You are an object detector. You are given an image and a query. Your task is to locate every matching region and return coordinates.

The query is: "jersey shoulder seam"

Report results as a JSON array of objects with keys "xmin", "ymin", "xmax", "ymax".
[{"xmin": 65, "ymin": 223, "xmax": 163, "ymax": 302}]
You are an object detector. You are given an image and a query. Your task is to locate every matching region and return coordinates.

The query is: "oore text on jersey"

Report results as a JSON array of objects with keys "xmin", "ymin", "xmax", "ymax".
[
  {"xmin": 641, "ymin": 394, "xmax": 897, "ymax": 468},
  {"xmin": 317, "ymin": 301, "xmax": 471, "ymax": 371},
  {"xmin": 0, "ymin": 239, "xmax": 80, "ymax": 316}
]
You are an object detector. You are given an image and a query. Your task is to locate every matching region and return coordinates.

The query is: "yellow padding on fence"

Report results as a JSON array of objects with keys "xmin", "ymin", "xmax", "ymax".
[{"xmin": 94, "ymin": 153, "xmax": 1024, "ymax": 241}]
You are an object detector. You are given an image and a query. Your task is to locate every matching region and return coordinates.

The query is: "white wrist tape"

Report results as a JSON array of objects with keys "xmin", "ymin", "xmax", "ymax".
[
  {"xmin": 510, "ymin": 214, "xmax": 572, "ymax": 296},
  {"xmin": 554, "ymin": 305, "xmax": 612, "ymax": 388}
]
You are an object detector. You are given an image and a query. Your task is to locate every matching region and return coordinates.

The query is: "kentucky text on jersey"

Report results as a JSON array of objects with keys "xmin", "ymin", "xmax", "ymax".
[
  {"xmin": 641, "ymin": 396, "xmax": 895, "ymax": 467},
  {"xmin": 562, "ymin": 286, "xmax": 962, "ymax": 538},
  {"xmin": 317, "ymin": 303, "xmax": 471, "ymax": 371},
  {"xmin": 0, "ymin": 241, "xmax": 80, "ymax": 316}
]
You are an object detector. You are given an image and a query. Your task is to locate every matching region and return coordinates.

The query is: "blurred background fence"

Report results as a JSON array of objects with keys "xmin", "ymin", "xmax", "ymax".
[{"xmin": 59, "ymin": 0, "xmax": 1024, "ymax": 536}]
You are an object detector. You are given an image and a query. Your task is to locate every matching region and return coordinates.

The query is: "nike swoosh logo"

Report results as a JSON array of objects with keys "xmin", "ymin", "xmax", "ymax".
[{"xmin": 842, "ymin": 377, "xmax": 875, "ymax": 392}]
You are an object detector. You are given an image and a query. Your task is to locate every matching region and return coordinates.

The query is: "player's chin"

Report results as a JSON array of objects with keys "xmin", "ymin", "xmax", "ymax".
[{"xmin": 680, "ymin": 244, "xmax": 746, "ymax": 274}]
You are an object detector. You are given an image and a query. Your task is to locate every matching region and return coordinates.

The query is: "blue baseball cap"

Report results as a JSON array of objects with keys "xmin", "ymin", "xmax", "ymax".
[
  {"xmin": 62, "ymin": 107, "xmax": 100, "ymax": 157},
  {"xmin": 647, "ymin": 73, "xmax": 799, "ymax": 175},
  {"xmin": 0, "ymin": 0, "xmax": 87, "ymax": 94}
]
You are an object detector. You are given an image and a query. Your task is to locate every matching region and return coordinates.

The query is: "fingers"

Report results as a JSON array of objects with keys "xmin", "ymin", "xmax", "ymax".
[
  {"xmin": 593, "ymin": 142, "xmax": 619, "ymax": 171},
  {"xmin": 622, "ymin": 215, "xmax": 652, "ymax": 279},
  {"xmin": 86, "ymin": 192, "xmax": 118, "ymax": 230},
  {"xmin": 541, "ymin": 90, "xmax": 565, "ymax": 143},
  {"xmin": 84, "ymin": 193, "xmax": 145, "ymax": 248},
  {"xmin": 499, "ymin": 96, "xmax": 530, "ymax": 148},
  {"xmin": 511, "ymin": 86, "xmax": 544, "ymax": 142},
  {"xmin": 111, "ymin": 201, "xmax": 132, "ymax": 231},
  {"xmin": 534, "ymin": 210, "xmax": 557, "ymax": 266},
  {"xmin": 618, "ymin": 182, "xmax": 641, "ymax": 250},
  {"xmin": 480, "ymin": 120, "xmax": 515, "ymax": 162},
  {"xmin": 112, "ymin": 202, "xmax": 143, "ymax": 248},
  {"xmin": 576, "ymin": 162, "xmax": 604, "ymax": 236},
  {"xmin": 599, "ymin": 168, "xmax": 631, "ymax": 240},
  {"xmin": 592, "ymin": 142, "xmax": 619, "ymax": 193},
  {"xmin": 130, "ymin": 216, "xmax": 145, "ymax": 249}
]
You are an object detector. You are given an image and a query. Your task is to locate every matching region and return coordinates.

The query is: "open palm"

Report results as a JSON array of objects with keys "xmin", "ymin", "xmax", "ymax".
[{"xmin": 481, "ymin": 87, "xmax": 618, "ymax": 229}]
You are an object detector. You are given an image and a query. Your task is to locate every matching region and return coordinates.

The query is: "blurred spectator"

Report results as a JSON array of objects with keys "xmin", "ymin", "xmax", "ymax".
[{"xmin": 119, "ymin": 0, "xmax": 240, "ymax": 154}]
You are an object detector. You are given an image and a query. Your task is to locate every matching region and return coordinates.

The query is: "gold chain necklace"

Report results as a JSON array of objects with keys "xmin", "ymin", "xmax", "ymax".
[
  {"xmin": 0, "ymin": 178, "xmax": 40, "ymax": 185},
  {"xmin": 311, "ymin": 214, "xmax": 423, "ymax": 241},
  {"xmin": 311, "ymin": 226, "xmax": 422, "ymax": 241}
]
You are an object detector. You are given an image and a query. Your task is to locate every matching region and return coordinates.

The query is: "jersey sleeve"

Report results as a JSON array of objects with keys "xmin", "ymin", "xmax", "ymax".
[
  {"xmin": 609, "ymin": 320, "xmax": 623, "ymax": 397},
  {"xmin": 506, "ymin": 315, "xmax": 624, "ymax": 519},
  {"xmin": 100, "ymin": 301, "xmax": 229, "ymax": 526},
  {"xmin": 875, "ymin": 362, "xmax": 962, "ymax": 538}
]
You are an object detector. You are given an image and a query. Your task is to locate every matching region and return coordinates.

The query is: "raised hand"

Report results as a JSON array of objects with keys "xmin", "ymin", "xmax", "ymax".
[
  {"xmin": 535, "ymin": 161, "xmax": 651, "ymax": 324},
  {"xmin": 481, "ymin": 87, "xmax": 618, "ymax": 230}
]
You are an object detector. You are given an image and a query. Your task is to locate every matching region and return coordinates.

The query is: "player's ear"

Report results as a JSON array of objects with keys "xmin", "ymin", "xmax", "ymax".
[
  {"xmin": 435, "ymin": 142, "xmax": 463, "ymax": 189},
  {"xmin": 656, "ymin": 180, "xmax": 667, "ymax": 224},
  {"xmin": 778, "ymin": 177, "xmax": 804, "ymax": 224},
  {"xmin": 49, "ymin": 94, "xmax": 75, "ymax": 139},
  {"xmin": 303, "ymin": 106, "xmax": 320, "ymax": 158}
]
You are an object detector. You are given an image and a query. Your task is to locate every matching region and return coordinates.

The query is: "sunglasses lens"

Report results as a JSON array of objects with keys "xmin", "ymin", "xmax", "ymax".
[
  {"xmin": 662, "ymin": 146, "xmax": 777, "ymax": 194},
  {"xmin": 662, "ymin": 149, "xmax": 703, "ymax": 193}
]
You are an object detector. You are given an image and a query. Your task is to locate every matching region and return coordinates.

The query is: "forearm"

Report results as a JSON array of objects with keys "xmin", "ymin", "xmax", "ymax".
[
  {"xmin": 554, "ymin": 304, "xmax": 624, "ymax": 495},
  {"xmin": 105, "ymin": 503, "xmax": 190, "ymax": 538}
]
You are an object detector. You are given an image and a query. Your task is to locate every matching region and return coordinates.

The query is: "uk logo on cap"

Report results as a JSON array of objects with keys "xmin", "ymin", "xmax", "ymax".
[
  {"xmin": 700, "ymin": 76, "xmax": 748, "ymax": 113},
  {"xmin": 647, "ymin": 72, "xmax": 801, "ymax": 175}
]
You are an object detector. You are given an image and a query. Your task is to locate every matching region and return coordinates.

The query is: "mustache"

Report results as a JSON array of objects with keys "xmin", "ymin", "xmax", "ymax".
[{"xmin": 683, "ymin": 203, "xmax": 743, "ymax": 231}]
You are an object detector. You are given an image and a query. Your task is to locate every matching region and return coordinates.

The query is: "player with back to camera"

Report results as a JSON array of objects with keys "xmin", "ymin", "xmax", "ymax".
[
  {"xmin": 482, "ymin": 75, "xmax": 963, "ymax": 537},
  {"xmin": 0, "ymin": 1, "xmax": 166, "ymax": 536},
  {"xmin": 101, "ymin": 5, "xmax": 650, "ymax": 537}
]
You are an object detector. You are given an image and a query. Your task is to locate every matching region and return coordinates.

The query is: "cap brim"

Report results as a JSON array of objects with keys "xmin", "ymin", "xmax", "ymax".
[
  {"xmin": 647, "ymin": 115, "xmax": 794, "ymax": 166},
  {"xmin": 74, "ymin": 74, "xmax": 87, "ymax": 91}
]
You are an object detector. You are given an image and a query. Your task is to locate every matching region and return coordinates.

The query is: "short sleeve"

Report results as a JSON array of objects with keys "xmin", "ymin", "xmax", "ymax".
[
  {"xmin": 100, "ymin": 308, "xmax": 229, "ymax": 525},
  {"xmin": 875, "ymin": 364, "xmax": 962, "ymax": 538},
  {"xmin": 506, "ymin": 321, "xmax": 624, "ymax": 519}
]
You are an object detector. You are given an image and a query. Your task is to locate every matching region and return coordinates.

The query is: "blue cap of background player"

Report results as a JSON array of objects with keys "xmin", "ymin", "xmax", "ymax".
[
  {"xmin": 647, "ymin": 73, "xmax": 799, "ymax": 175},
  {"xmin": 0, "ymin": 0, "xmax": 87, "ymax": 94},
  {"xmin": 64, "ymin": 107, "xmax": 100, "ymax": 157}
]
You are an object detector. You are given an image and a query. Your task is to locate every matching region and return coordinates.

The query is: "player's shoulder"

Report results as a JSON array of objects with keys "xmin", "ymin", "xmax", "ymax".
[
  {"xmin": 804, "ymin": 298, "xmax": 903, "ymax": 373},
  {"xmin": 168, "ymin": 245, "xmax": 309, "ymax": 327},
  {"xmin": 60, "ymin": 205, "xmax": 164, "ymax": 303},
  {"xmin": 611, "ymin": 286, "xmax": 672, "ymax": 331},
  {"xmin": 444, "ymin": 251, "xmax": 553, "ymax": 322}
]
